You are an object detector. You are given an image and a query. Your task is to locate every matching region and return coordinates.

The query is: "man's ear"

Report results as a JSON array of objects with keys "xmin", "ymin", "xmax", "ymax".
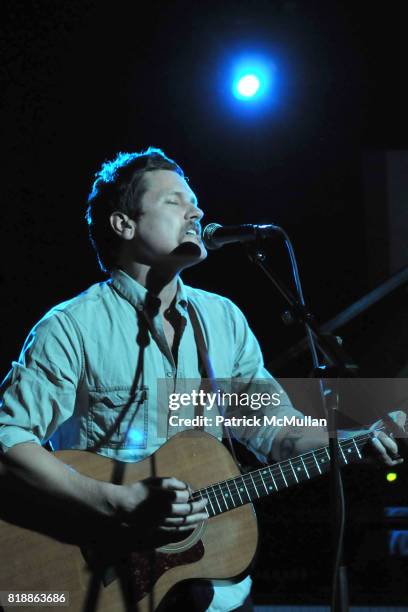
[{"xmin": 109, "ymin": 212, "xmax": 136, "ymax": 240}]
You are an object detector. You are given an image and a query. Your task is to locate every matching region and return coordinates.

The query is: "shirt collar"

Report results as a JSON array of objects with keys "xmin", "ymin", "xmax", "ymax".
[{"xmin": 109, "ymin": 268, "xmax": 189, "ymax": 313}]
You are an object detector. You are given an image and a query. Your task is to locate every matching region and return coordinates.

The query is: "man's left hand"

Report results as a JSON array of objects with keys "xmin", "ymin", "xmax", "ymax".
[{"xmin": 370, "ymin": 410, "xmax": 406, "ymax": 466}]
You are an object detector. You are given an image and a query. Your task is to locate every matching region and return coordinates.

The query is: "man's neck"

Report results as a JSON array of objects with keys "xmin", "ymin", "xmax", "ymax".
[{"xmin": 118, "ymin": 262, "xmax": 179, "ymax": 314}]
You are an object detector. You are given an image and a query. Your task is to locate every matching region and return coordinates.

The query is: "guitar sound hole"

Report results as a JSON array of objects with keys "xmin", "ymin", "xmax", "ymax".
[{"xmin": 167, "ymin": 528, "xmax": 195, "ymax": 545}]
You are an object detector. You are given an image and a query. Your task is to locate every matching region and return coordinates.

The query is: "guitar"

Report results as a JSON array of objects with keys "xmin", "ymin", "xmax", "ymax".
[{"xmin": 0, "ymin": 428, "xmax": 373, "ymax": 612}]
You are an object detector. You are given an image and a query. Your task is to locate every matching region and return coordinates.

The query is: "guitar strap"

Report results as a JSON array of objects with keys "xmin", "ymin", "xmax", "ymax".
[{"xmin": 187, "ymin": 302, "xmax": 241, "ymax": 467}]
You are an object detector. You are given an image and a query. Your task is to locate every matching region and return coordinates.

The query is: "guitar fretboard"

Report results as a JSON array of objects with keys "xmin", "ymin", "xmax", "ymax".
[{"xmin": 193, "ymin": 432, "xmax": 373, "ymax": 518}]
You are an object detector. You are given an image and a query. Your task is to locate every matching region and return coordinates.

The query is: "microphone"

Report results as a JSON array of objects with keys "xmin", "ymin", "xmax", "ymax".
[{"xmin": 202, "ymin": 222, "xmax": 280, "ymax": 250}]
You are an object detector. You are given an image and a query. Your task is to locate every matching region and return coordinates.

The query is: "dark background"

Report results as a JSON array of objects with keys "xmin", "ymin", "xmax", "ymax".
[
  {"xmin": 2, "ymin": 0, "xmax": 408, "ymax": 366},
  {"xmin": 2, "ymin": 0, "xmax": 408, "ymax": 606}
]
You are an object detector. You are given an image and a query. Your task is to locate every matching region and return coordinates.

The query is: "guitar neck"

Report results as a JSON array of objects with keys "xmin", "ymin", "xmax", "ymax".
[{"xmin": 196, "ymin": 431, "xmax": 373, "ymax": 518}]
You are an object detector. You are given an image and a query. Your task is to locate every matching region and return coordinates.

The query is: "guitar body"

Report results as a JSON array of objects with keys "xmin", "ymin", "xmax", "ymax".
[{"xmin": 0, "ymin": 431, "xmax": 258, "ymax": 611}]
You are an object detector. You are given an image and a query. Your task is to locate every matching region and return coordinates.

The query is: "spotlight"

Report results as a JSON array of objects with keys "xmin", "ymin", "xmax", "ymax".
[
  {"xmin": 236, "ymin": 74, "xmax": 260, "ymax": 98},
  {"xmin": 231, "ymin": 56, "xmax": 275, "ymax": 102}
]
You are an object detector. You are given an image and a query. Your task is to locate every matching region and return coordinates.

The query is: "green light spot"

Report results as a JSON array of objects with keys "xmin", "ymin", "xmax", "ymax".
[{"xmin": 386, "ymin": 472, "xmax": 397, "ymax": 482}]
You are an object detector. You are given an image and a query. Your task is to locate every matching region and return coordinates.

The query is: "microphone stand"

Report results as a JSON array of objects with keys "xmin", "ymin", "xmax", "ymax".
[{"xmin": 245, "ymin": 237, "xmax": 355, "ymax": 612}]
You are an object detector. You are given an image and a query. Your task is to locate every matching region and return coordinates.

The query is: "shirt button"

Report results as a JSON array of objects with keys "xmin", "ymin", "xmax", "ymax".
[{"xmin": 166, "ymin": 372, "xmax": 173, "ymax": 377}]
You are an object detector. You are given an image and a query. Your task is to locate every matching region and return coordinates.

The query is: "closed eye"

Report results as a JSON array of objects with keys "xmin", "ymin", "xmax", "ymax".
[{"xmin": 166, "ymin": 200, "xmax": 179, "ymax": 205}]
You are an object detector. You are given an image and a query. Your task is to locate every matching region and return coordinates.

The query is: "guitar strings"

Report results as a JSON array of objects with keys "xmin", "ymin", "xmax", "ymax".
[
  {"xmin": 189, "ymin": 429, "xmax": 382, "ymax": 508},
  {"xmin": 191, "ymin": 433, "xmax": 370, "ymax": 499}
]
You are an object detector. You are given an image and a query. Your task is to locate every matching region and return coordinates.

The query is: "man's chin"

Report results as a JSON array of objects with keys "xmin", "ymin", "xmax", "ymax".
[{"xmin": 168, "ymin": 242, "xmax": 207, "ymax": 267}]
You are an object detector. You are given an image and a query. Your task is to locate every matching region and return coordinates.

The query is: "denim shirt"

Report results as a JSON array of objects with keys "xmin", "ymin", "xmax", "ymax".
[
  {"xmin": 0, "ymin": 268, "xmax": 303, "ymax": 611},
  {"xmin": 0, "ymin": 268, "xmax": 301, "ymax": 460}
]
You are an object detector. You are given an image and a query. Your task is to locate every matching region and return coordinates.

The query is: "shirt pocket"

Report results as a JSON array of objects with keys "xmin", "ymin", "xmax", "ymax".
[{"xmin": 87, "ymin": 387, "xmax": 149, "ymax": 450}]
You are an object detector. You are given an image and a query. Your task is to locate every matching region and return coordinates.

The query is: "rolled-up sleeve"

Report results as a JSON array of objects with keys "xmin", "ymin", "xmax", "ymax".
[
  {"xmin": 226, "ymin": 299, "xmax": 304, "ymax": 463},
  {"xmin": 0, "ymin": 310, "xmax": 83, "ymax": 453}
]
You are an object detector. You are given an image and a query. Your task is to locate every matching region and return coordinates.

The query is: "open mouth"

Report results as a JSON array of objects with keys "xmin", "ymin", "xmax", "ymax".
[{"xmin": 184, "ymin": 228, "xmax": 201, "ymax": 239}]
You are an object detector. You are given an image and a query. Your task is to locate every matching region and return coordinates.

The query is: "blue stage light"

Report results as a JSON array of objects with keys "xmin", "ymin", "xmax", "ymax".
[
  {"xmin": 236, "ymin": 74, "xmax": 260, "ymax": 98},
  {"xmin": 127, "ymin": 428, "xmax": 144, "ymax": 445},
  {"xmin": 231, "ymin": 57, "xmax": 274, "ymax": 102}
]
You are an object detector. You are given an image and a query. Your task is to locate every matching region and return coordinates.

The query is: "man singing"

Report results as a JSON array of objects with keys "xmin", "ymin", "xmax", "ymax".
[{"xmin": 0, "ymin": 148, "xmax": 404, "ymax": 611}]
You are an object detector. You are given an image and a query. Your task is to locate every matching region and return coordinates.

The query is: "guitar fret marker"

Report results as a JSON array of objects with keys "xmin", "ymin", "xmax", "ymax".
[
  {"xmin": 225, "ymin": 481, "xmax": 236, "ymax": 508},
  {"xmin": 259, "ymin": 470, "xmax": 269, "ymax": 494},
  {"xmin": 289, "ymin": 460, "xmax": 298, "ymax": 483},
  {"xmin": 268, "ymin": 467, "xmax": 278, "ymax": 491},
  {"xmin": 241, "ymin": 477, "xmax": 251, "ymax": 502},
  {"xmin": 217, "ymin": 484, "xmax": 229, "ymax": 511},
  {"xmin": 339, "ymin": 444, "xmax": 347, "ymax": 464}
]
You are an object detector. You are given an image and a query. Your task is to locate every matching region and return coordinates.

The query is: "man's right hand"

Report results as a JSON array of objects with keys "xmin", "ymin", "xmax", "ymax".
[
  {"xmin": 2, "ymin": 444, "xmax": 208, "ymax": 549},
  {"xmin": 113, "ymin": 477, "xmax": 208, "ymax": 537}
]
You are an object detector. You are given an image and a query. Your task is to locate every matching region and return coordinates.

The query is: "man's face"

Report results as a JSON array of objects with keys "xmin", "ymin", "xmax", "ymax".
[{"xmin": 131, "ymin": 169, "xmax": 207, "ymax": 269}]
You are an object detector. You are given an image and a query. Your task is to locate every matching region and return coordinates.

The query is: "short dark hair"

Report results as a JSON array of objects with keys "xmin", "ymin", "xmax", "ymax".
[{"xmin": 86, "ymin": 147, "xmax": 184, "ymax": 274}]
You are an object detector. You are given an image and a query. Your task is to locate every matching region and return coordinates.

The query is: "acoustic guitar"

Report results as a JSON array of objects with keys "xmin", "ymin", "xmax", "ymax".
[{"xmin": 0, "ymin": 428, "xmax": 373, "ymax": 611}]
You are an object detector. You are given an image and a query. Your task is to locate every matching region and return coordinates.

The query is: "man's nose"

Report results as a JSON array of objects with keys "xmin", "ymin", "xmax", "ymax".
[{"xmin": 186, "ymin": 204, "xmax": 204, "ymax": 221}]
